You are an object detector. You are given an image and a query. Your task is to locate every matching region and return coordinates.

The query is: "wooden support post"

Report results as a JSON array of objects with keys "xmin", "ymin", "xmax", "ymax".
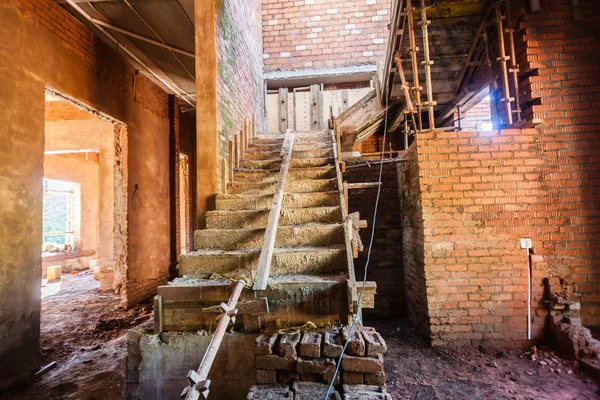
[
  {"xmin": 393, "ymin": 53, "xmax": 415, "ymax": 113},
  {"xmin": 153, "ymin": 295, "xmax": 163, "ymax": 333},
  {"xmin": 252, "ymin": 130, "xmax": 295, "ymax": 291},
  {"xmin": 221, "ymin": 158, "xmax": 227, "ymax": 194},
  {"xmin": 279, "ymin": 88, "xmax": 289, "ymax": 133},
  {"xmin": 495, "ymin": 4, "xmax": 513, "ymax": 125},
  {"xmin": 406, "ymin": 3, "xmax": 423, "ymax": 132},
  {"xmin": 343, "ymin": 181, "xmax": 349, "ymax": 214},
  {"xmin": 252, "ymin": 114, "xmax": 256, "ymax": 139},
  {"xmin": 182, "ymin": 280, "xmax": 245, "ymax": 400},
  {"xmin": 228, "ymin": 140, "xmax": 234, "ymax": 183},
  {"xmin": 310, "ymin": 84, "xmax": 321, "ymax": 131},
  {"xmin": 420, "ymin": 1, "xmax": 436, "ymax": 130},
  {"xmin": 234, "ymin": 133, "xmax": 240, "ymax": 168},
  {"xmin": 505, "ymin": 1, "xmax": 522, "ymax": 123},
  {"xmin": 242, "ymin": 120, "xmax": 247, "ymax": 154}
]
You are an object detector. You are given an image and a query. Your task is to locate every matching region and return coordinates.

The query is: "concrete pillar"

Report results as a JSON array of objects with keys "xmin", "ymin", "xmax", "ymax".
[{"xmin": 194, "ymin": 0, "xmax": 218, "ymax": 229}]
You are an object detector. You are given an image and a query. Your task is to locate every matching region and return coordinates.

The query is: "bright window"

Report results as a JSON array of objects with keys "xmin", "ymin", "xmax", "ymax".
[{"xmin": 43, "ymin": 179, "xmax": 76, "ymax": 250}]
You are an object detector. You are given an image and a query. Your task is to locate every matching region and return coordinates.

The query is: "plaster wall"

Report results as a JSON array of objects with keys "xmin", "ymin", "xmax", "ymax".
[{"xmin": 0, "ymin": 0, "xmax": 172, "ymax": 378}]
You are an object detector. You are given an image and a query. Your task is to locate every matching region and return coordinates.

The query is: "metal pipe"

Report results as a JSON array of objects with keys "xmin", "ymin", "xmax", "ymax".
[
  {"xmin": 121, "ymin": 0, "xmax": 195, "ymax": 82},
  {"xmin": 527, "ymin": 247, "xmax": 532, "ymax": 340},
  {"xmin": 64, "ymin": 0, "xmax": 196, "ymax": 108},
  {"xmin": 90, "ymin": 18, "xmax": 195, "ymax": 58},
  {"xmin": 183, "ymin": 280, "xmax": 245, "ymax": 400}
]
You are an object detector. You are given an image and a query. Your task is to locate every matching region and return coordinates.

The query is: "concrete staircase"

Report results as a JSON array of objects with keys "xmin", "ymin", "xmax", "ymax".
[{"xmin": 174, "ymin": 130, "xmax": 355, "ymax": 330}]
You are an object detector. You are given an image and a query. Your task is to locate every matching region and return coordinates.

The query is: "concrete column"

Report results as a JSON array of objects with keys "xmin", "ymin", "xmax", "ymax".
[{"xmin": 194, "ymin": 0, "xmax": 218, "ymax": 229}]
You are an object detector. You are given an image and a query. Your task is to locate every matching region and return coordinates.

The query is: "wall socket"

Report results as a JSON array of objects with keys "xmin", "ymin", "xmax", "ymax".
[{"xmin": 520, "ymin": 238, "xmax": 532, "ymax": 249}]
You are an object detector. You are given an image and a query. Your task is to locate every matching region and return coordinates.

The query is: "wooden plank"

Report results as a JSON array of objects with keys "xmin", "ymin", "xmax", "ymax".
[
  {"xmin": 342, "ymin": 90, "xmax": 349, "ymax": 111},
  {"xmin": 310, "ymin": 84, "xmax": 321, "ymax": 131},
  {"xmin": 154, "ymin": 295, "xmax": 163, "ymax": 333},
  {"xmin": 201, "ymin": 298, "xmax": 268, "ymax": 315},
  {"xmin": 279, "ymin": 88, "xmax": 289, "ymax": 133},
  {"xmin": 157, "ymin": 284, "xmax": 233, "ymax": 302},
  {"xmin": 234, "ymin": 133, "xmax": 240, "ymax": 168},
  {"xmin": 221, "ymin": 158, "xmax": 227, "ymax": 194},
  {"xmin": 346, "ymin": 182, "xmax": 382, "ymax": 190},
  {"xmin": 228, "ymin": 140, "xmax": 234, "ymax": 183},
  {"xmin": 252, "ymin": 130, "xmax": 295, "ymax": 291}
]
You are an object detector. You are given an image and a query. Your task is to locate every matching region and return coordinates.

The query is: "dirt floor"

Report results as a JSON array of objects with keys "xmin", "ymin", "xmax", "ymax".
[
  {"xmin": 377, "ymin": 318, "xmax": 600, "ymax": 400},
  {"xmin": 1, "ymin": 272, "xmax": 151, "ymax": 400},
  {"xmin": 1, "ymin": 274, "xmax": 599, "ymax": 399}
]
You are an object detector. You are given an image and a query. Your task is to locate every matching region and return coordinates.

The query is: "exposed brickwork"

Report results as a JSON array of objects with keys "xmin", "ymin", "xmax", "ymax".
[
  {"xmin": 514, "ymin": 0, "xmax": 600, "ymax": 328},
  {"xmin": 396, "ymin": 143, "xmax": 429, "ymax": 337},
  {"xmin": 45, "ymin": 101, "xmax": 94, "ymax": 121},
  {"xmin": 456, "ymin": 96, "xmax": 492, "ymax": 132},
  {"xmin": 216, "ymin": 0, "xmax": 265, "ymax": 189},
  {"xmin": 346, "ymin": 163, "xmax": 404, "ymax": 321},
  {"xmin": 262, "ymin": 0, "xmax": 391, "ymax": 72}
]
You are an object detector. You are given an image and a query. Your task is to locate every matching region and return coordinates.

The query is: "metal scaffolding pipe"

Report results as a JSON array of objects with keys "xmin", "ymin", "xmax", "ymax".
[
  {"xmin": 494, "ymin": 4, "xmax": 513, "ymax": 125},
  {"xmin": 64, "ymin": 0, "xmax": 195, "ymax": 108},
  {"xmin": 406, "ymin": 2, "xmax": 423, "ymax": 132},
  {"xmin": 420, "ymin": 0, "xmax": 436, "ymax": 130},
  {"xmin": 90, "ymin": 19, "xmax": 195, "ymax": 58}
]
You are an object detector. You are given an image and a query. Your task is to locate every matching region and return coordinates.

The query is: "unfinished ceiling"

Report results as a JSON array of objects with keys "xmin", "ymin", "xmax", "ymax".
[
  {"xmin": 59, "ymin": 0, "xmax": 196, "ymax": 108},
  {"xmin": 383, "ymin": 0, "xmax": 489, "ymax": 117}
]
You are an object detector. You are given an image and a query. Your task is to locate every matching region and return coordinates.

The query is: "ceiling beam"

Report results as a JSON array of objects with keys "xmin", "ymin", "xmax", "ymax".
[{"xmin": 90, "ymin": 18, "xmax": 195, "ymax": 58}]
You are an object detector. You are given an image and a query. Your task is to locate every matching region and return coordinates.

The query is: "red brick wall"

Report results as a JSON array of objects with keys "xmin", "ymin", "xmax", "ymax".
[
  {"xmin": 397, "ymin": 144, "xmax": 430, "ymax": 336},
  {"xmin": 516, "ymin": 0, "xmax": 600, "ymax": 328},
  {"xmin": 262, "ymin": 0, "xmax": 391, "ymax": 72},
  {"xmin": 346, "ymin": 163, "xmax": 404, "ymax": 321},
  {"xmin": 216, "ymin": 0, "xmax": 265, "ymax": 185}
]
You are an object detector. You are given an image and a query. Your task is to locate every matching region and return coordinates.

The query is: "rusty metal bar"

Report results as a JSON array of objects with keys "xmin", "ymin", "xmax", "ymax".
[
  {"xmin": 494, "ymin": 4, "xmax": 513, "ymax": 125},
  {"xmin": 182, "ymin": 279, "xmax": 246, "ymax": 400}
]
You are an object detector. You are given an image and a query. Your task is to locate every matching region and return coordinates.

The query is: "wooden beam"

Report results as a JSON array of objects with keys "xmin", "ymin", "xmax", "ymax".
[
  {"xmin": 252, "ymin": 131, "xmax": 295, "ymax": 291},
  {"xmin": 279, "ymin": 88, "xmax": 289, "ymax": 133},
  {"xmin": 310, "ymin": 85, "xmax": 321, "ymax": 131}
]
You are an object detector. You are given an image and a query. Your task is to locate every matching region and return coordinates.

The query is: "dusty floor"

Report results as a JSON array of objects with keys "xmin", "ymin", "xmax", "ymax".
[
  {"xmin": 377, "ymin": 318, "xmax": 600, "ymax": 400},
  {"xmin": 2, "ymin": 275, "xmax": 599, "ymax": 399},
  {"xmin": 1, "ymin": 272, "xmax": 151, "ymax": 400}
]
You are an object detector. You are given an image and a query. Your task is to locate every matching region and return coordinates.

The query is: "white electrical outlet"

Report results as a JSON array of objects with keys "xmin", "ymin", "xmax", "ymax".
[{"xmin": 520, "ymin": 238, "xmax": 532, "ymax": 249}]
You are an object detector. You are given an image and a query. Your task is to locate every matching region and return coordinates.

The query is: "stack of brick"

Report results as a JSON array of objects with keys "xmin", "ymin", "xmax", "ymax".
[
  {"xmin": 253, "ymin": 327, "xmax": 387, "ymax": 387},
  {"xmin": 246, "ymin": 382, "xmax": 392, "ymax": 400}
]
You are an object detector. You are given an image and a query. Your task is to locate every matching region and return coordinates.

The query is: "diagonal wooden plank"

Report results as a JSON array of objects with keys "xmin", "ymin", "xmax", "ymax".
[{"xmin": 252, "ymin": 130, "xmax": 295, "ymax": 291}]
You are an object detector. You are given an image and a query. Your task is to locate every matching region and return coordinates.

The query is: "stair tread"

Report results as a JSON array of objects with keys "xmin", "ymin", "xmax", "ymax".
[
  {"xmin": 217, "ymin": 190, "xmax": 339, "ymax": 198},
  {"xmin": 206, "ymin": 206, "xmax": 341, "ymax": 215},
  {"xmin": 196, "ymin": 222, "xmax": 343, "ymax": 231},
  {"xmin": 187, "ymin": 245, "xmax": 345, "ymax": 256}
]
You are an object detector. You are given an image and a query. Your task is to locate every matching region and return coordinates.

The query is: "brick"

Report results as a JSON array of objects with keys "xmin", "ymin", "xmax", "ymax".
[
  {"xmin": 297, "ymin": 357, "xmax": 336, "ymax": 375},
  {"xmin": 277, "ymin": 370, "xmax": 300, "ymax": 383},
  {"xmin": 256, "ymin": 355, "xmax": 297, "ymax": 371},
  {"xmin": 323, "ymin": 332, "xmax": 343, "ymax": 358},
  {"xmin": 254, "ymin": 333, "xmax": 279, "ymax": 356},
  {"xmin": 364, "ymin": 372, "xmax": 385, "ymax": 386},
  {"xmin": 256, "ymin": 369, "xmax": 277, "ymax": 384},
  {"xmin": 340, "ymin": 354, "xmax": 384, "ymax": 373},
  {"xmin": 342, "ymin": 384, "xmax": 392, "ymax": 400},
  {"xmin": 278, "ymin": 333, "xmax": 301, "ymax": 358},
  {"xmin": 362, "ymin": 331, "xmax": 387, "ymax": 356},
  {"xmin": 299, "ymin": 332, "xmax": 322, "ymax": 358},
  {"xmin": 342, "ymin": 327, "xmax": 366, "ymax": 356},
  {"xmin": 342, "ymin": 371, "xmax": 364, "ymax": 384},
  {"xmin": 323, "ymin": 369, "xmax": 340, "ymax": 386}
]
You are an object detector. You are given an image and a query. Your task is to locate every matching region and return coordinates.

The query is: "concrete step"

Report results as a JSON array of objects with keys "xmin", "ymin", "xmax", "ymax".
[
  {"xmin": 205, "ymin": 206, "xmax": 343, "ymax": 229},
  {"xmin": 249, "ymin": 141, "xmax": 332, "ymax": 152},
  {"xmin": 227, "ymin": 178, "xmax": 337, "ymax": 195},
  {"xmin": 240, "ymin": 157, "xmax": 334, "ymax": 170},
  {"xmin": 193, "ymin": 223, "xmax": 344, "ymax": 251},
  {"xmin": 233, "ymin": 166, "xmax": 337, "ymax": 182},
  {"xmin": 179, "ymin": 246, "xmax": 347, "ymax": 277},
  {"xmin": 215, "ymin": 191, "xmax": 340, "ymax": 210},
  {"xmin": 244, "ymin": 148, "xmax": 333, "ymax": 161}
]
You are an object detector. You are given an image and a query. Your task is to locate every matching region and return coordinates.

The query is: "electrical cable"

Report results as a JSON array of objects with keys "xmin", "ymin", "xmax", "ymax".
[{"xmin": 324, "ymin": 6, "xmax": 404, "ymax": 397}]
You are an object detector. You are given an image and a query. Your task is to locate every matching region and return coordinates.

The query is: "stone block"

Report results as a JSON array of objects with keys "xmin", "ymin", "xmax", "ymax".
[
  {"xmin": 278, "ymin": 333, "xmax": 301, "ymax": 358},
  {"xmin": 254, "ymin": 333, "xmax": 279, "ymax": 356},
  {"xmin": 292, "ymin": 382, "xmax": 341, "ymax": 400},
  {"xmin": 342, "ymin": 371, "xmax": 364, "ymax": 384},
  {"xmin": 256, "ymin": 355, "xmax": 297, "ymax": 371},
  {"xmin": 341, "ymin": 354, "xmax": 384, "ymax": 373},
  {"xmin": 364, "ymin": 372, "xmax": 385, "ymax": 386},
  {"xmin": 297, "ymin": 357, "xmax": 335, "ymax": 375},
  {"xmin": 247, "ymin": 384, "xmax": 293, "ymax": 400},
  {"xmin": 342, "ymin": 327, "xmax": 365, "ymax": 356},
  {"xmin": 323, "ymin": 332, "xmax": 343, "ymax": 358},
  {"xmin": 47, "ymin": 265, "xmax": 62, "ymax": 281},
  {"xmin": 342, "ymin": 384, "xmax": 392, "ymax": 400},
  {"xmin": 277, "ymin": 370, "xmax": 300, "ymax": 383},
  {"xmin": 300, "ymin": 332, "xmax": 322, "ymax": 358},
  {"xmin": 362, "ymin": 331, "xmax": 387, "ymax": 356},
  {"xmin": 257, "ymin": 369, "xmax": 277, "ymax": 384}
]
